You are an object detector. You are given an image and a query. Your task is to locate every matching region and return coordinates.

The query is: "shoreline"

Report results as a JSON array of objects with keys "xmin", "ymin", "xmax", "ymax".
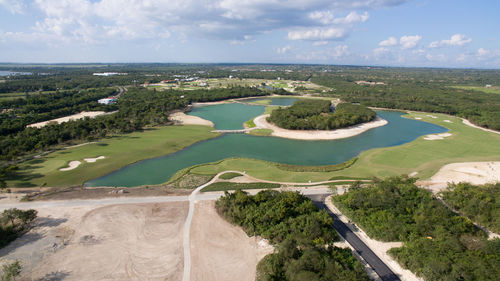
[{"xmin": 252, "ymin": 114, "xmax": 388, "ymax": 140}]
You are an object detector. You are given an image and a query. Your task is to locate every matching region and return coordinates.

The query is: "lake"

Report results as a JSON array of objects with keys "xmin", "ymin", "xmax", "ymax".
[{"xmin": 85, "ymin": 98, "xmax": 447, "ymax": 187}]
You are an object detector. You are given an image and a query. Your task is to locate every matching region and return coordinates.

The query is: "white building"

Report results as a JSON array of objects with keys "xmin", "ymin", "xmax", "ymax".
[{"xmin": 98, "ymin": 97, "xmax": 117, "ymax": 105}]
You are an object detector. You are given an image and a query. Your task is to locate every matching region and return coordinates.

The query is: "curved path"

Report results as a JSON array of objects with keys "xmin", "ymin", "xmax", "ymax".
[{"xmin": 181, "ymin": 171, "xmax": 371, "ymax": 281}]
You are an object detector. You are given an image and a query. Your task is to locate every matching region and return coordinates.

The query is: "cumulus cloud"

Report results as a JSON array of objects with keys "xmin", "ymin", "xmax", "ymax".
[
  {"xmin": 277, "ymin": 45, "xmax": 291, "ymax": 54},
  {"xmin": 288, "ymin": 28, "xmax": 347, "ymax": 41},
  {"xmin": 379, "ymin": 37, "xmax": 398, "ymax": 47},
  {"xmin": 329, "ymin": 45, "xmax": 349, "ymax": 59},
  {"xmin": 399, "ymin": 35, "xmax": 421, "ymax": 49},
  {"xmin": 16, "ymin": 0, "xmax": 409, "ymax": 44},
  {"xmin": 313, "ymin": 41, "xmax": 329, "ymax": 46},
  {"xmin": 0, "ymin": 0, "xmax": 25, "ymax": 13},
  {"xmin": 429, "ymin": 34, "xmax": 471, "ymax": 48}
]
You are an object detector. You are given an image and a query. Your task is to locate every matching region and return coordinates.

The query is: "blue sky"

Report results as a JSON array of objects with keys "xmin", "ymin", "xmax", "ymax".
[{"xmin": 0, "ymin": 0, "xmax": 499, "ymax": 68}]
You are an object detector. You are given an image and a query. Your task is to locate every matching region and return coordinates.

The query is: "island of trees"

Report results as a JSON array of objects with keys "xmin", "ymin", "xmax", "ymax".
[{"xmin": 268, "ymin": 100, "xmax": 376, "ymax": 130}]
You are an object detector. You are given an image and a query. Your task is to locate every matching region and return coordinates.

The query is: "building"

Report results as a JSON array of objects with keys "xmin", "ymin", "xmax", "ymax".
[{"xmin": 98, "ymin": 97, "xmax": 118, "ymax": 105}]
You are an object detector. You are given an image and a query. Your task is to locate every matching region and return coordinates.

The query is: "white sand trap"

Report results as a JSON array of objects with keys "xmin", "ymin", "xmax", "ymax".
[
  {"xmin": 414, "ymin": 117, "xmax": 422, "ymax": 120},
  {"xmin": 424, "ymin": 162, "xmax": 500, "ymax": 191},
  {"xmin": 423, "ymin": 133, "xmax": 452, "ymax": 140},
  {"xmin": 426, "ymin": 115, "xmax": 437, "ymax": 119},
  {"xmin": 59, "ymin": 161, "xmax": 81, "ymax": 171},
  {"xmin": 443, "ymin": 120, "xmax": 452, "ymax": 123},
  {"xmin": 84, "ymin": 156, "xmax": 105, "ymax": 163},
  {"xmin": 409, "ymin": 171, "xmax": 418, "ymax": 177},
  {"xmin": 170, "ymin": 112, "xmax": 214, "ymax": 127}
]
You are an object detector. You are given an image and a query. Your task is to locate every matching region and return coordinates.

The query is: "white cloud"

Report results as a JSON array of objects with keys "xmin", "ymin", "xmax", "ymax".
[
  {"xmin": 399, "ymin": 35, "xmax": 421, "ymax": 49},
  {"xmin": 373, "ymin": 47, "xmax": 389, "ymax": 55},
  {"xmin": 477, "ymin": 48, "xmax": 490, "ymax": 57},
  {"xmin": 0, "ymin": 0, "xmax": 25, "ymax": 14},
  {"xmin": 429, "ymin": 34, "xmax": 471, "ymax": 48},
  {"xmin": 313, "ymin": 41, "xmax": 329, "ymax": 46},
  {"xmin": 379, "ymin": 37, "xmax": 397, "ymax": 47},
  {"xmin": 288, "ymin": 28, "xmax": 347, "ymax": 41},
  {"xmin": 21, "ymin": 0, "xmax": 407, "ymax": 45},
  {"xmin": 309, "ymin": 11, "xmax": 369, "ymax": 25},
  {"xmin": 277, "ymin": 45, "xmax": 291, "ymax": 54},
  {"xmin": 329, "ymin": 45, "xmax": 349, "ymax": 59}
]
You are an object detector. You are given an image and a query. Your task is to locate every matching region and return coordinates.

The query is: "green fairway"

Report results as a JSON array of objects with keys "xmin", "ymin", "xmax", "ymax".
[
  {"xmin": 190, "ymin": 112, "xmax": 500, "ymax": 182},
  {"xmin": 8, "ymin": 125, "xmax": 219, "ymax": 187},
  {"xmin": 451, "ymin": 85, "xmax": 500, "ymax": 95}
]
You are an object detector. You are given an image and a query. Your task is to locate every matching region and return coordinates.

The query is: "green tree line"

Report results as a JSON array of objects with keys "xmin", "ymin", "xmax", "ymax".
[
  {"xmin": 216, "ymin": 190, "xmax": 369, "ymax": 281},
  {"xmin": 333, "ymin": 177, "xmax": 499, "ymax": 280}
]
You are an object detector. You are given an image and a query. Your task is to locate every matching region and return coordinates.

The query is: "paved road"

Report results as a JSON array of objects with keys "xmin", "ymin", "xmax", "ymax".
[{"xmin": 307, "ymin": 194, "xmax": 401, "ymax": 281}]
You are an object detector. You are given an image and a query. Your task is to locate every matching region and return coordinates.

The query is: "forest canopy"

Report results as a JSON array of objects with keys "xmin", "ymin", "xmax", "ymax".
[
  {"xmin": 216, "ymin": 190, "xmax": 369, "ymax": 281},
  {"xmin": 268, "ymin": 100, "xmax": 376, "ymax": 130}
]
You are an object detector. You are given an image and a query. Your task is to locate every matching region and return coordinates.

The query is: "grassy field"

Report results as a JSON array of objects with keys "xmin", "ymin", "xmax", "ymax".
[
  {"xmin": 8, "ymin": 125, "xmax": 219, "ymax": 187},
  {"xmin": 9, "ymin": 110, "xmax": 500, "ymax": 188},
  {"xmin": 201, "ymin": 182, "xmax": 280, "ymax": 192},
  {"xmin": 451, "ymin": 85, "xmax": 500, "ymax": 95},
  {"xmin": 190, "ymin": 112, "xmax": 500, "ymax": 182},
  {"xmin": 247, "ymin": 129, "xmax": 273, "ymax": 136}
]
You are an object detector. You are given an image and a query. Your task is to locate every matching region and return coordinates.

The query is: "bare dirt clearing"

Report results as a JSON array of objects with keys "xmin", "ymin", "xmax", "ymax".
[
  {"xmin": 1, "ymin": 202, "xmax": 188, "ymax": 281},
  {"xmin": 190, "ymin": 200, "xmax": 273, "ymax": 281},
  {"xmin": 28, "ymin": 111, "xmax": 111, "ymax": 128},
  {"xmin": 421, "ymin": 161, "xmax": 500, "ymax": 191},
  {"xmin": 170, "ymin": 112, "xmax": 214, "ymax": 127}
]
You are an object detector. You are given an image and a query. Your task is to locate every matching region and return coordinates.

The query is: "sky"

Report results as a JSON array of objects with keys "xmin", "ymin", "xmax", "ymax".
[{"xmin": 0, "ymin": 0, "xmax": 499, "ymax": 68}]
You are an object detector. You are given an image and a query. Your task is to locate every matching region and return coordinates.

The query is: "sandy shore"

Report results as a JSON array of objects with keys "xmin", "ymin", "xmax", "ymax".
[
  {"xmin": 461, "ymin": 118, "xmax": 500, "ymax": 134},
  {"xmin": 28, "ymin": 111, "xmax": 112, "ymax": 128},
  {"xmin": 420, "ymin": 161, "xmax": 500, "ymax": 191},
  {"xmin": 252, "ymin": 114, "xmax": 388, "ymax": 140},
  {"xmin": 170, "ymin": 112, "xmax": 214, "ymax": 127}
]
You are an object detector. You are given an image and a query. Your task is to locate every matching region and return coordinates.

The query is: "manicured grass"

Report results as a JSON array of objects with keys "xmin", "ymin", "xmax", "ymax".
[
  {"xmin": 248, "ymin": 129, "xmax": 273, "ymax": 136},
  {"xmin": 8, "ymin": 125, "xmax": 219, "ymax": 187},
  {"xmin": 218, "ymin": 172, "xmax": 243, "ymax": 180},
  {"xmin": 244, "ymin": 118, "xmax": 256, "ymax": 128},
  {"xmin": 190, "ymin": 112, "xmax": 500, "ymax": 182},
  {"xmin": 201, "ymin": 182, "xmax": 280, "ymax": 192},
  {"xmin": 248, "ymin": 99, "xmax": 272, "ymax": 105},
  {"xmin": 452, "ymin": 85, "xmax": 500, "ymax": 95}
]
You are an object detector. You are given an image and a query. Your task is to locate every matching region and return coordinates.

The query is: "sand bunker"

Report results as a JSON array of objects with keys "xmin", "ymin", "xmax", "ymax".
[
  {"xmin": 170, "ymin": 112, "xmax": 214, "ymax": 127},
  {"xmin": 424, "ymin": 162, "xmax": 500, "ymax": 190},
  {"xmin": 414, "ymin": 117, "xmax": 422, "ymax": 120},
  {"xmin": 444, "ymin": 120, "xmax": 452, "ymax": 123},
  {"xmin": 59, "ymin": 161, "xmax": 81, "ymax": 171},
  {"xmin": 28, "ymin": 111, "xmax": 111, "ymax": 128},
  {"xmin": 426, "ymin": 115, "xmax": 437, "ymax": 119},
  {"xmin": 253, "ymin": 114, "xmax": 388, "ymax": 140},
  {"xmin": 423, "ymin": 133, "xmax": 452, "ymax": 140},
  {"xmin": 84, "ymin": 156, "xmax": 105, "ymax": 163},
  {"xmin": 190, "ymin": 201, "xmax": 273, "ymax": 281}
]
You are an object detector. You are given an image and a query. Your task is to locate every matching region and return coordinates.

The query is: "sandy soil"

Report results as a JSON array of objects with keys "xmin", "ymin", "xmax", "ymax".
[
  {"xmin": 253, "ymin": 114, "xmax": 388, "ymax": 140},
  {"xmin": 325, "ymin": 196, "xmax": 422, "ymax": 281},
  {"xmin": 190, "ymin": 201, "xmax": 273, "ymax": 281},
  {"xmin": 170, "ymin": 112, "xmax": 214, "ymax": 127},
  {"xmin": 28, "ymin": 111, "xmax": 110, "ymax": 128},
  {"xmin": 59, "ymin": 161, "xmax": 81, "ymax": 171},
  {"xmin": 84, "ymin": 156, "xmax": 105, "ymax": 163},
  {"xmin": 423, "ymin": 132, "xmax": 452, "ymax": 140},
  {"xmin": 462, "ymin": 118, "xmax": 500, "ymax": 134},
  {"xmin": 1, "ymin": 202, "xmax": 188, "ymax": 281},
  {"xmin": 421, "ymin": 161, "xmax": 500, "ymax": 191}
]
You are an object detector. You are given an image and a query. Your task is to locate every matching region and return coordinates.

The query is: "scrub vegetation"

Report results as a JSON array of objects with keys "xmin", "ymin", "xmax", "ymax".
[
  {"xmin": 0, "ymin": 208, "xmax": 37, "ymax": 249},
  {"xmin": 333, "ymin": 177, "xmax": 499, "ymax": 281},
  {"xmin": 440, "ymin": 182, "xmax": 500, "ymax": 233},
  {"xmin": 269, "ymin": 100, "xmax": 375, "ymax": 130},
  {"xmin": 215, "ymin": 190, "xmax": 369, "ymax": 281}
]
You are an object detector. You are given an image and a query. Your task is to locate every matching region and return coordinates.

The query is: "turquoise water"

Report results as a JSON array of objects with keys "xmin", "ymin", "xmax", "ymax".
[{"xmin": 85, "ymin": 99, "xmax": 448, "ymax": 187}]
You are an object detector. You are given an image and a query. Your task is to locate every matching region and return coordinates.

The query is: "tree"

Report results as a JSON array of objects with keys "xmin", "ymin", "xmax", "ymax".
[{"xmin": 1, "ymin": 260, "xmax": 21, "ymax": 281}]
